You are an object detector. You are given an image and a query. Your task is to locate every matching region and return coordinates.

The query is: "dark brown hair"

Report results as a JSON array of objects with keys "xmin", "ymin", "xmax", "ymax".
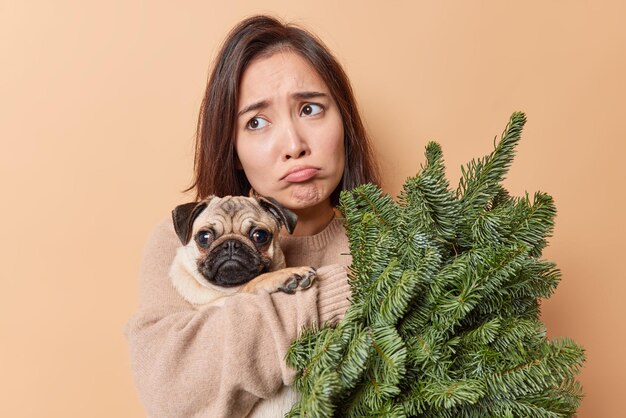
[{"xmin": 186, "ymin": 15, "xmax": 379, "ymax": 205}]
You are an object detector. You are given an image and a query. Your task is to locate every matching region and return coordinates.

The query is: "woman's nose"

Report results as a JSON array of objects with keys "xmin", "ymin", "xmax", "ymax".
[{"xmin": 280, "ymin": 123, "xmax": 309, "ymax": 160}]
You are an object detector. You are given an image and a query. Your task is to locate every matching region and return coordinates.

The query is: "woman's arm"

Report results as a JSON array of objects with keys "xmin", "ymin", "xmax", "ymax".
[{"xmin": 124, "ymin": 218, "xmax": 350, "ymax": 418}]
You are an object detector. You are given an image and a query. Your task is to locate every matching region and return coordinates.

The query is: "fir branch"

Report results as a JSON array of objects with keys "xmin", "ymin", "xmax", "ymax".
[
  {"xmin": 335, "ymin": 323, "xmax": 372, "ymax": 391},
  {"xmin": 457, "ymin": 112, "xmax": 527, "ymax": 221},
  {"xmin": 399, "ymin": 143, "xmax": 459, "ymax": 244},
  {"xmin": 508, "ymin": 192, "xmax": 557, "ymax": 257},
  {"xmin": 296, "ymin": 369, "xmax": 342, "ymax": 418},
  {"xmin": 422, "ymin": 378, "xmax": 486, "ymax": 410},
  {"xmin": 459, "ymin": 316, "xmax": 502, "ymax": 346},
  {"xmin": 288, "ymin": 112, "xmax": 584, "ymax": 417}
]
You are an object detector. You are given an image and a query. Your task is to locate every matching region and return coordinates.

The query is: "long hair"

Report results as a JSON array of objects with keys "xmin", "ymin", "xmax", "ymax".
[{"xmin": 186, "ymin": 15, "xmax": 379, "ymax": 205}]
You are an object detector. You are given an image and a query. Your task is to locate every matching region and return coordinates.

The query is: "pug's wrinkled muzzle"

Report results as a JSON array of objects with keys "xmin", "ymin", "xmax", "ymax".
[{"xmin": 199, "ymin": 239, "xmax": 266, "ymax": 287}]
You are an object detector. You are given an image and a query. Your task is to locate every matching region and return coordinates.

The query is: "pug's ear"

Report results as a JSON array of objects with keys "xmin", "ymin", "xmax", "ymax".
[
  {"xmin": 256, "ymin": 195, "xmax": 298, "ymax": 235},
  {"xmin": 172, "ymin": 199, "xmax": 211, "ymax": 244}
]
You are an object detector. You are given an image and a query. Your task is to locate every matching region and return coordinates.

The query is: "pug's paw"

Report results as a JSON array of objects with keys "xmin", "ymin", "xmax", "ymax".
[
  {"xmin": 240, "ymin": 266, "xmax": 317, "ymax": 294},
  {"xmin": 278, "ymin": 266, "xmax": 317, "ymax": 294}
]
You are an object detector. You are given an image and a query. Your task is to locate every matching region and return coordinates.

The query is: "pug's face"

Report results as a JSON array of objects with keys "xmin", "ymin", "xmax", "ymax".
[{"xmin": 172, "ymin": 195, "xmax": 297, "ymax": 287}]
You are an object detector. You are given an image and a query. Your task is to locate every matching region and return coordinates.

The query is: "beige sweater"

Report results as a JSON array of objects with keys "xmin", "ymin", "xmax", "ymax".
[{"xmin": 125, "ymin": 216, "xmax": 352, "ymax": 418}]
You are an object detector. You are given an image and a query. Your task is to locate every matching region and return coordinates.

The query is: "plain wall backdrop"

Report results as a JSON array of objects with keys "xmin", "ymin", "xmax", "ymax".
[{"xmin": 1, "ymin": 1, "xmax": 624, "ymax": 417}]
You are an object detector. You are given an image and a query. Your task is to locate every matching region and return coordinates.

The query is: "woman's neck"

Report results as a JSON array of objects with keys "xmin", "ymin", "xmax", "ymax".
[{"xmin": 287, "ymin": 200, "xmax": 336, "ymax": 237}]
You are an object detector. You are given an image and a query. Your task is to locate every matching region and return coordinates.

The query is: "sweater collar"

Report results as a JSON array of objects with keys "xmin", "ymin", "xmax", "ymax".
[{"xmin": 279, "ymin": 217, "xmax": 345, "ymax": 251}]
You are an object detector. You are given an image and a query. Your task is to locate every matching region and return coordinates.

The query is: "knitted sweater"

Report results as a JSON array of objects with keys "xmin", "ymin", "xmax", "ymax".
[{"xmin": 125, "ymin": 216, "xmax": 352, "ymax": 418}]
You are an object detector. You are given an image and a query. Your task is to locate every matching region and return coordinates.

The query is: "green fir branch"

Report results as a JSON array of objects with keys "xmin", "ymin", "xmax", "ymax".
[{"xmin": 287, "ymin": 112, "xmax": 584, "ymax": 417}]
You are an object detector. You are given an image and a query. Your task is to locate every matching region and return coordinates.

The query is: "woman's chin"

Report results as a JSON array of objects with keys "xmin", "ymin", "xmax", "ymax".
[
  {"xmin": 258, "ymin": 183, "xmax": 333, "ymax": 211},
  {"xmin": 287, "ymin": 184, "xmax": 326, "ymax": 209}
]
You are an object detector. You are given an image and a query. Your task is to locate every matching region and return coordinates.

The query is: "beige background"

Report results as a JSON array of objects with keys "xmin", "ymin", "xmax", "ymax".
[{"xmin": 1, "ymin": 1, "xmax": 624, "ymax": 417}]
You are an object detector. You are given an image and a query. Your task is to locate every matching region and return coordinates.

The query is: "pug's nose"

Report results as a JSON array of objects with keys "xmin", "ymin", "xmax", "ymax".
[{"xmin": 224, "ymin": 239, "xmax": 241, "ymax": 255}]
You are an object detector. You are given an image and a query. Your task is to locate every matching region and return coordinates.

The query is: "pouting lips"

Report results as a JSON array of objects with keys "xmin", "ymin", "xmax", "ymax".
[{"xmin": 282, "ymin": 167, "xmax": 320, "ymax": 183}]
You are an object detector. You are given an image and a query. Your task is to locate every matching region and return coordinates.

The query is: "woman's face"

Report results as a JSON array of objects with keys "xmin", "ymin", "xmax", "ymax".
[{"xmin": 234, "ymin": 50, "xmax": 345, "ymax": 212}]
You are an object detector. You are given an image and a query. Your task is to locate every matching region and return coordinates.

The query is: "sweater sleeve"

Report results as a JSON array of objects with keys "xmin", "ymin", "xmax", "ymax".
[{"xmin": 124, "ymin": 218, "xmax": 351, "ymax": 418}]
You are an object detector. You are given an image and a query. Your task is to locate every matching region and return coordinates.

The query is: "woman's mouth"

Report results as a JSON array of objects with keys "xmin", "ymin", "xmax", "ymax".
[{"xmin": 281, "ymin": 167, "xmax": 320, "ymax": 183}]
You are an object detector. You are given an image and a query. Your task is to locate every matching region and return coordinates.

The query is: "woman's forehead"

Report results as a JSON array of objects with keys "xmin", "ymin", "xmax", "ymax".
[{"xmin": 237, "ymin": 51, "xmax": 330, "ymax": 109}]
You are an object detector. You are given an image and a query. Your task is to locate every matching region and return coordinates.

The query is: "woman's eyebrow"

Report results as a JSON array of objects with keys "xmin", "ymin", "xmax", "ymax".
[
  {"xmin": 238, "ymin": 100, "xmax": 269, "ymax": 117},
  {"xmin": 292, "ymin": 91, "xmax": 327, "ymax": 100}
]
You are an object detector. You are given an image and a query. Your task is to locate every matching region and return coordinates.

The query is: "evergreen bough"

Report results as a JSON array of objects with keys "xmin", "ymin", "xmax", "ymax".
[{"xmin": 286, "ymin": 112, "xmax": 585, "ymax": 417}]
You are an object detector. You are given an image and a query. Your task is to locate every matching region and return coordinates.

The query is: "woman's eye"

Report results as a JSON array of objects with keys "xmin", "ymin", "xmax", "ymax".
[
  {"xmin": 195, "ymin": 230, "xmax": 213, "ymax": 248},
  {"xmin": 300, "ymin": 103, "xmax": 323, "ymax": 117},
  {"xmin": 246, "ymin": 116, "xmax": 269, "ymax": 130},
  {"xmin": 250, "ymin": 229, "xmax": 271, "ymax": 245}
]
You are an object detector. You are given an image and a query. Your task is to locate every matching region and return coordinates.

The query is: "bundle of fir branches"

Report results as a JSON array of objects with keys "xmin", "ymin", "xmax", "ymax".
[{"xmin": 285, "ymin": 112, "xmax": 585, "ymax": 418}]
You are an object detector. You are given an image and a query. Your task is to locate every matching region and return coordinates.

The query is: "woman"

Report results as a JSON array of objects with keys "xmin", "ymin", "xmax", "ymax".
[{"xmin": 125, "ymin": 15, "xmax": 379, "ymax": 418}]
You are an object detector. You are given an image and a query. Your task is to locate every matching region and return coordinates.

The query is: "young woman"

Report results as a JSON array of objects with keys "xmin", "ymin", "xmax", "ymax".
[{"xmin": 126, "ymin": 15, "xmax": 379, "ymax": 418}]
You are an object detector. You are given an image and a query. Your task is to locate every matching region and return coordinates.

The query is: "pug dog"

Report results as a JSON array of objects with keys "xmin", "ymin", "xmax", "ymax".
[
  {"xmin": 169, "ymin": 195, "xmax": 315, "ymax": 416},
  {"xmin": 169, "ymin": 194, "xmax": 316, "ymax": 416},
  {"xmin": 169, "ymin": 194, "xmax": 317, "ymax": 308}
]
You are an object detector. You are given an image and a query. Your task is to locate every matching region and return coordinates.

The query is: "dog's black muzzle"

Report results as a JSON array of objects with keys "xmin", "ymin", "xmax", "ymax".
[{"xmin": 198, "ymin": 239, "xmax": 266, "ymax": 287}]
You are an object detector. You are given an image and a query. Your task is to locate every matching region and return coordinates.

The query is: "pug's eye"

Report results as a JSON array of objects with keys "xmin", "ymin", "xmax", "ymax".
[
  {"xmin": 250, "ymin": 229, "xmax": 271, "ymax": 245},
  {"xmin": 195, "ymin": 230, "xmax": 214, "ymax": 248}
]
